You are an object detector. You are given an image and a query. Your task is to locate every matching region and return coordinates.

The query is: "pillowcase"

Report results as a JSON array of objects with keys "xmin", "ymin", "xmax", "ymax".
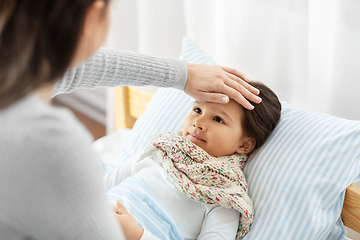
[
  {"xmin": 243, "ymin": 102, "xmax": 360, "ymax": 239},
  {"xmin": 112, "ymin": 36, "xmax": 360, "ymax": 239}
]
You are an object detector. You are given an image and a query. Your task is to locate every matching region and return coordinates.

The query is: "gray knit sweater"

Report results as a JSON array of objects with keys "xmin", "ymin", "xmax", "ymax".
[{"xmin": 0, "ymin": 47, "xmax": 187, "ymax": 240}]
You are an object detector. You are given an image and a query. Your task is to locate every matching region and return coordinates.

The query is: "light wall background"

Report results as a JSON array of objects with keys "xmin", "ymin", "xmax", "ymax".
[
  {"xmin": 57, "ymin": 0, "xmax": 360, "ymax": 125},
  {"xmin": 109, "ymin": 0, "xmax": 360, "ymax": 121},
  {"xmin": 55, "ymin": 2, "xmax": 360, "ymax": 238}
]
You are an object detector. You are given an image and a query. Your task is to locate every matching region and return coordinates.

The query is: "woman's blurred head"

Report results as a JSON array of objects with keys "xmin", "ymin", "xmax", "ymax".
[{"xmin": 0, "ymin": 0, "xmax": 110, "ymax": 109}]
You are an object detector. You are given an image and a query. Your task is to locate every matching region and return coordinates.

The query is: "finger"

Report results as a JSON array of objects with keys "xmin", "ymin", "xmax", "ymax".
[
  {"xmin": 223, "ymin": 76, "xmax": 262, "ymax": 103},
  {"xmin": 116, "ymin": 200, "xmax": 124, "ymax": 209},
  {"xmin": 112, "ymin": 206, "xmax": 119, "ymax": 214},
  {"xmin": 115, "ymin": 201, "xmax": 128, "ymax": 215},
  {"xmin": 195, "ymin": 91, "xmax": 230, "ymax": 104},
  {"xmin": 225, "ymin": 72, "xmax": 260, "ymax": 96},
  {"xmin": 222, "ymin": 85, "xmax": 255, "ymax": 110},
  {"xmin": 220, "ymin": 66, "xmax": 250, "ymax": 82}
]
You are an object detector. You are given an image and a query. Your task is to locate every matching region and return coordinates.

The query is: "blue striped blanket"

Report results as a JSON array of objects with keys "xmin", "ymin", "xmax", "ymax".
[{"xmin": 107, "ymin": 177, "xmax": 184, "ymax": 240}]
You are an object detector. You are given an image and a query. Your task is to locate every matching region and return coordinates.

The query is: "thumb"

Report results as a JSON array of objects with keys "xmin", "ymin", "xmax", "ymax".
[
  {"xmin": 115, "ymin": 201, "xmax": 128, "ymax": 215},
  {"xmin": 198, "ymin": 92, "xmax": 229, "ymax": 104}
]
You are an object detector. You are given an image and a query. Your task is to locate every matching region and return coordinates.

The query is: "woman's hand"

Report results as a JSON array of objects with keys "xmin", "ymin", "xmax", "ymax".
[
  {"xmin": 184, "ymin": 63, "xmax": 262, "ymax": 110},
  {"xmin": 113, "ymin": 201, "xmax": 144, "ymax": 240}
]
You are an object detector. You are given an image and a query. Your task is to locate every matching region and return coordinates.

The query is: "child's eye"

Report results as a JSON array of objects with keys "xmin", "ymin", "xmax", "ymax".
[
  {"xmin": 214, "ymin": 116, "xmax": 224, "ymax": 124},
  {"xmin": 194, "ymin": 107, "xmax": 202, "ymax": 114}
]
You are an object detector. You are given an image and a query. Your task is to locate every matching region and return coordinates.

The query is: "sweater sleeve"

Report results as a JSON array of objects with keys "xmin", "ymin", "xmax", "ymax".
[
  {"xmin": 52, "ymin": 47, "xmax": 187, "ymax": 97},
  {"xmin": 3, "ymin": 105, "xmax": 125, "ymax": 239}
]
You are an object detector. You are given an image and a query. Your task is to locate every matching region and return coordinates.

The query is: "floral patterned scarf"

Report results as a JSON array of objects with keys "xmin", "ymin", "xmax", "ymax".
[{"xmin": 150, "ymin": 131, "xmax": 254, "ymax": 238}]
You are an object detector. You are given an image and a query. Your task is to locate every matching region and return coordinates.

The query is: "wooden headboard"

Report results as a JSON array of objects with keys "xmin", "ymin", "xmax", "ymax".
[
  {"xmin": 113, "ymin": 86, "xmax": 360, "ymax": 234},
  {"xmin": 113, "ymin": 86, "xmax": 154, "ymax": 131}
]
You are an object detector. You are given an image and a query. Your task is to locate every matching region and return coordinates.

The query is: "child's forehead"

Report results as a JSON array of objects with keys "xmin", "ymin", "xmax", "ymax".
[
  {"xmin": 193, "ymin": 99, "xmax": 241, "ymax": 108},
  {"xmin": 192, "ymin": 100, "xmax": 244, "ymax": 118}
]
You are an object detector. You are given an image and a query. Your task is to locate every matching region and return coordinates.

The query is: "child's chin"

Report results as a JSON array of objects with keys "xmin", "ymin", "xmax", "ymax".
[{"xmin": 190, "ymin": 140, "xmax": 207, "ymax": 151}]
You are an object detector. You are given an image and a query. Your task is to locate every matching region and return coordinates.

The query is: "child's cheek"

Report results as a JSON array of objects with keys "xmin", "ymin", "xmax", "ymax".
[
  {"xmin": 182, "ymin": 118, "xmax": 190, "ymax": 136},
  {"xmin": 183, "ymin": 116, "xmax": 191, "ymax": 130}
]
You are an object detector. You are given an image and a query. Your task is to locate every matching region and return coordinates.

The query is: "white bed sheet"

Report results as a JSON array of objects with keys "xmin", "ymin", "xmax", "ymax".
[{"xmin": 92, "ymin": 128, "xmax": 132, "ymax": 165}]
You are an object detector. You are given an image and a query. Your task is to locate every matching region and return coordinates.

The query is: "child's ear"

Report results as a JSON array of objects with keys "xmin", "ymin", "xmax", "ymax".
[{"xmin": 236, "ymin": 137, "xmax": 256, "ymax": 154}]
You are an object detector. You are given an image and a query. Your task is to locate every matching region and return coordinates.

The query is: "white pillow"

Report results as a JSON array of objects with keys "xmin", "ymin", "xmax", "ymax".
[{"xmin": 112, "ymin": 37, "xmax": 360, "ymax": 239}]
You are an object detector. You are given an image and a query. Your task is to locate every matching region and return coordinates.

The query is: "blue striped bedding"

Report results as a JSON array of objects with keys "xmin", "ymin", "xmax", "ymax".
[{"xmin": 107, "ymin": 177, "xmax": 184, "ymax": 240}]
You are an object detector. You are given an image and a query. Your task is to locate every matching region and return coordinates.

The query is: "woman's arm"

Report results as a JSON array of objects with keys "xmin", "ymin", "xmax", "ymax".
[
  {"xmin": 52, "ymin": 47, "xmax": 187, "ymax": 97},
  {"xmin": 53, "ymin": 47, "xmax": 260, "ymax": 110}
]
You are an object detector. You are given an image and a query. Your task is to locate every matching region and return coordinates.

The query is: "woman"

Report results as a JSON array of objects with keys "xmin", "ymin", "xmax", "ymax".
[{"xmin": 0, "ymin": 0, "xmax": 260, "ymax": 239}]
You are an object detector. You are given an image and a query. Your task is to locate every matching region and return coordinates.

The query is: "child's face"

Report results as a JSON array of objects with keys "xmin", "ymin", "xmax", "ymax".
[{"xmin": 182, "ymin": 99, "xmax": 253, "ymax": 157}]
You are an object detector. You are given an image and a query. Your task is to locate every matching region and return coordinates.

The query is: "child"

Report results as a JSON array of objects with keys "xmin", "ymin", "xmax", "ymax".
[{"xmin": 107, "ymin": 81, "xmax": 281, "ymax": 239}]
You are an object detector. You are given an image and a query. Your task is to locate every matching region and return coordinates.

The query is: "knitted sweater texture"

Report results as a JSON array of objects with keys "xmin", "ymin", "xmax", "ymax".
[{"xmin": 0, "ymin": 47, "xmax": 187, "ymax": 240}]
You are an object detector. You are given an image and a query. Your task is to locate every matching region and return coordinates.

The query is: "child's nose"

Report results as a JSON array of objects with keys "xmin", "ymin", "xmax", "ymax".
[{"xmin": 192, "ymin": 121, "xmax": 206, "ymax": 131}]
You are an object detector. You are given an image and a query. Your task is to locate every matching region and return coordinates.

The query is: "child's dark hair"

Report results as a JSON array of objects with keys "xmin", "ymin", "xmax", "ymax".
[
  {"xmin": 242, "ymin": 81, "xmax": 281, "ymax": 153},
  {"xmin": 0, "ymin": 0, "xmax": 109, "ymax": 109}
]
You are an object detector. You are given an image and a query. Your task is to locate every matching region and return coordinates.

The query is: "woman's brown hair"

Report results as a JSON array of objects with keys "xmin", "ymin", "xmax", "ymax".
[
  {"xmin": 242, "ymin": 81, "xmax": 281, "ymax": 153},
  {"xmin": 0, "ymin": 0, "xmax": 109, "ymax": 109}
]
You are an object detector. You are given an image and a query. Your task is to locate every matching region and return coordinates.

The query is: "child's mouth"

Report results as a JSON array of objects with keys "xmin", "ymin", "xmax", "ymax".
[{"xmin": 188, "ymin": 133, "xmax": 206, "ymax": 142}]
